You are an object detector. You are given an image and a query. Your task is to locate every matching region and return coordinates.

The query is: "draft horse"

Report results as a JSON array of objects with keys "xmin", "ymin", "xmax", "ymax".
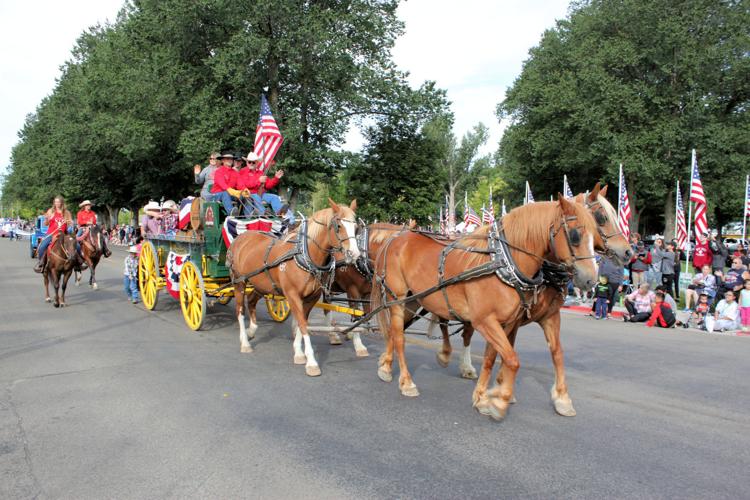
[
  {"xmin": 41, "ymin": 233, "xmax": 78, "ymax": 307},
  {"xmin": 433, "ymin": 184, "xmax": 633, "ymax": 416},
  {"xmin": 373, "ymin": 196, "xmax": 600, "ymax": 420},
  {"xmin": 75, "ymin": 225, "xmax": 105, "ymax": 289},
  {"xmin": 226, "ymin": 199, "xmax": 360, "ymax": 377}
]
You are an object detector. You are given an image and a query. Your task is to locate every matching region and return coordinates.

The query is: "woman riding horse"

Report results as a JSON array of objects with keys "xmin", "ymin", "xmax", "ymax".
[{"xmin": 34, "ymin": 196, "xmax": 74, "ymax": 273}]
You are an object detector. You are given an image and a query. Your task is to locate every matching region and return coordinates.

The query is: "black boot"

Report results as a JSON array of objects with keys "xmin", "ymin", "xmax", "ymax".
[{"xmin": 34, "ymin": 253, "xmax": 46, "ymax": 273}]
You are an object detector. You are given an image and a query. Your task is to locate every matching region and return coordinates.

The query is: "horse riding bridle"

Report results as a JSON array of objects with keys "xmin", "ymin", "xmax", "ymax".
[
  {"xmin": 548, "ymin": 214, "xmax": 597, "ymax": 271},
  {"xmin": 584, "ymin": 197, "xmax": 624, "ymax": 260},
  {"xmin": 311, "ymin": 214, "xmax": 360, "ymax": 263}
]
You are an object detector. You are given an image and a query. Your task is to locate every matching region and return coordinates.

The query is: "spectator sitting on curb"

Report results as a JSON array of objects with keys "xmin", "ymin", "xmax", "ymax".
[
  {"xmin": 704, "ymin": 290, "xmax": 739, "ymax": 333},
  {"xmin": 647, "ymin": 291, "xmax": 676, "ymax": 328},
  {"xmin": 623, "ymin": 283, "xmax": 655, "ymax": 323},
  {"xmin": 684, "ymin": 264, "xmax": 716, "ymax": 311},
  {"xmin": 654, "ymin": 285, "xmax": 678, "ymax": 311},
  {"xmin": 717, "ymin": 257, "xmax": 747, "ymax": 296},
  {"xmin": 680, "ymin": 293, "xmax": 711, "ymax": 329}
]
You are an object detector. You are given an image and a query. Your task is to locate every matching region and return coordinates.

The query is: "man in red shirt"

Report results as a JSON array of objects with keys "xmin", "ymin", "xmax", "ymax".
[
  {"xmin": 692, "ymin": 231, "xmax": 713, "ymax": 273},
  {"xmin": 237, "ymin": 152, "xmax": 291, "ymax": 222},
  {"xmin": 207, "ymin": 153, "xmax": 242, "ymax": 216},
  {"xmin": 76, "ymin": 200, "xmax": 112, "ymax": 258}
]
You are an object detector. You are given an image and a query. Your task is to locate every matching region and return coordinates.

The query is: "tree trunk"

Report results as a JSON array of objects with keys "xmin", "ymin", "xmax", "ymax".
[
  {"xmin": 663, "ymin": 185, "xmax": 675, "ymax": 240},
  {"xmin": 130, "ymin": 206, "xmax": 139, "ymax": 227}
]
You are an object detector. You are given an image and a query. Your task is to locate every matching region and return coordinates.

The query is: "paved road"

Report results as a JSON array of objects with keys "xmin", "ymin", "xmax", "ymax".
[{"xmin": 1, "ymin": 238, "xmax": 748, "ymax": 499}]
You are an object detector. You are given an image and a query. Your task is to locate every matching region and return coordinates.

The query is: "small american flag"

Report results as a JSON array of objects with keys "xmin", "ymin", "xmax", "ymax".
[
  {"xmin": 525, "ymin": 181, "xmax": 535, "ymax": 204},
  {"xmin": 618, "ymin": 164, "xmax": 631, "ymax": 240},
  {"xmin": 563, "ymin": 175, "xmax": 574, "ymax": 198},
  {"xmin": 744, "ymin": 175, "xmax": 750, "ymax": 217},
  {"xmin": 689, "ymin": 149, "xmax": 707, "ymax": 237},
  {"xmin": 676, "ymin": 182, "xmax": 688, "ymax": 251},
  {"xmin": 464, "ymin": 193, "xmax": 481, "ymax": 226},
  {"xmin": 439, "ymin": 206, "xmax": 446, "ymax": 234},
  {"xmin": 253, "ymin": 95, "xmax": 284, "ymax": 173},
  {"xmin": 483, "ymin": 187, "xmax": 495, "ymax": 224}
]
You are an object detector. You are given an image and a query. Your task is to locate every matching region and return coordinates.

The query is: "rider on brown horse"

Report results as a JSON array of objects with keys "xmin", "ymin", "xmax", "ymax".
[
  {"xmin": 34, "ymin": 196, "xmax": 75, "ymax": 273},
  {"xmin": 76, "ymin": 200, "xmax": 112, "ymax": 260}
]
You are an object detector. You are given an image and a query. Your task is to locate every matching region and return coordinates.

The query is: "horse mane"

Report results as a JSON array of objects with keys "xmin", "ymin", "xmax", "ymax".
[{"xmin": 369, "ymin": 223, "xmax": 407, "ymax": 244}]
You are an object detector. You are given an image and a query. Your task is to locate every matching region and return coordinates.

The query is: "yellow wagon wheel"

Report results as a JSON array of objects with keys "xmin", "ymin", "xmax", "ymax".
[
  {"xmin": 266, "ymin": 295, "xmax": 291, "ymax": 322},
  {"xmin": 138, "ymin": 241, "xmax": 159, "ymax": 310},
  {"xmin": 179, "ymin": 261, "xmax": 206, "ymax": 331}
]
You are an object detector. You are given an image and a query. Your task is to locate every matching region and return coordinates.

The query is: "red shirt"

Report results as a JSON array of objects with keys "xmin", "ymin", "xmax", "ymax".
[
  {"xmin": 77, "ymin": 210, "xmax": 97, "ymax": 226},
  {"xmin": 236, "ymin": 168, "xmax": 279, "ymax": 194},
  {"xmin": 211, "ymin": 166, "xmax": 239, "ymax": 193},
  {"xmin": 692, "ymin": 241, "xmax": 713, "ymax": 269},
  {"xmin": 46, "ymin": 210, "xmax": 69, "ymax": 235}
]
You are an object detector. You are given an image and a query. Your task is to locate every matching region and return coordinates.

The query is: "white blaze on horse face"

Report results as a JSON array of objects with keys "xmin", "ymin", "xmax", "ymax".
[{"xmin": 342, "ymin": 220, "xmax": 360, "ymax": 260}]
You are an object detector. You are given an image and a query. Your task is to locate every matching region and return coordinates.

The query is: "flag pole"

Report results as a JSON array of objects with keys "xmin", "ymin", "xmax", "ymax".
[
  {"xmin": 743, "ymin": 174, "xmax": 748, "ymax": 242},
  {"xmin": 684, "ymin": 149, "xmax": 695, "ymax": 274},
  {"xmin": 674, "ymin": 179, "xmax": 679, "ymax": 240}
]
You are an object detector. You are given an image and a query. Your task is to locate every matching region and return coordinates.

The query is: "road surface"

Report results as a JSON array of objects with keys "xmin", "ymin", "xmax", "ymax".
[{"xmin": 1, "ymin": 238, "xmax": 748, "ymax": 499}]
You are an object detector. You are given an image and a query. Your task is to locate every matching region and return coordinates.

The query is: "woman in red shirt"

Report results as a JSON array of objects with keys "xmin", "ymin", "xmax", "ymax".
[{"xmin": 34, "ymin": 196, "xmax": 74, "ymax": 273}]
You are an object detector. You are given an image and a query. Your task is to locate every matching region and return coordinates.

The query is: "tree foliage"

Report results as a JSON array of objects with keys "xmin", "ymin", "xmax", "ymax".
[{"xmin": 498, "ymin": 0, "xmax": 750, "ymax": 234}]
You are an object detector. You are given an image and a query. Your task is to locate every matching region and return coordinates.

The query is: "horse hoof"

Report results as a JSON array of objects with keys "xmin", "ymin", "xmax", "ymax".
[
  {"xmin": 328, "ymin": 333, "xmax": 343, "ymax": 345},
  {"xmin": 553, "ymin": 399, "xmax": 577, "ymax": 417},
  {"xmin": 436, "ymin": 352, "xmax": 450, "ymax": 368},
  {"xmin": 59, "ymin": 303, "xmax": 65, "ymax": 308},
  {"xmin": 305, "ymin": 365, "xmax": 321, "ymax": 377},
  {"xmin": 240, "ymin": 345, "xmax": 253, "ymax": 354},
  {"xmin": 345, "ymin": 332, "xmax": 354, "ymax": 341},
  {"xmin": 75, "ymin": 281, "xmax": 80, "ymax": 287},
  {"xmin": 92, "ymin": 283, "xmax": 98, "ymax": 290},
  {"xmin": 53, "ymin": 302, "xmax": 60, "ymax": 308},
  {"xmin": 355, "ymin": 348, "xmax": 369, "ymax": 358},
  {"xmin": 377, "ymin": 367, "xmax": 393, "ymax": 383},
  {"xmin": 476, "ymin": 402, "xmax": 504, "ymax": 421},
  {"xmin": 400, "ymin": 383, "xmax": 420, "ymax": 397},
  {"xmin": 510, "ymin": 395, "xmax": 518, "ymax": 404},
  {"xmin": 460, "ymin": 367, "xmax": 478, "ymax": 380},
  {"xmin": 45, "ymin": 297, "xmax": 51, "ymax": 303},
  {"xmin": 293, "ymin": 354, "xmax": 307, "ymax": 365}
]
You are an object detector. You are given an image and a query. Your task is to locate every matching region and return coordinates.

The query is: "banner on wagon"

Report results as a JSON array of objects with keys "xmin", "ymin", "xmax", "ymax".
[{"xmin": 165, "ymin": 251, "xmax": 191, "ymax": 300}]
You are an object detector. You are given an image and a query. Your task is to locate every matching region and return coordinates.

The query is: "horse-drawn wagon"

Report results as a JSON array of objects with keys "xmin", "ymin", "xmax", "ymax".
[{"xmin": 137, "ymin": 199, "xmax": 292, "ymax": 330}]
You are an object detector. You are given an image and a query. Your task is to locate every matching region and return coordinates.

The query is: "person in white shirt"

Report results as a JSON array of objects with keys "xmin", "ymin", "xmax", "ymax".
[{"xmin": 704, "ymin": 290, "xmax": 740, "ymax": 333}]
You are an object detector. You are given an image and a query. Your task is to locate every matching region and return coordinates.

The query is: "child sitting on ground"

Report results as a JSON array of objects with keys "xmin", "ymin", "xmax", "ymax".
[
  {"xmin": 124, "ymin": 246, "xmax": 139, "ymax": 304},
  {"xmin": 594, "ymin": 276, "xmax": 610, "ymax": 319},
  {"xmin": 683, "ymin": 293, "xmax": 710, "ymax": 329},
  {"xmin": 647, "ymin": 291, "xmax": 676, "ymax": 328}
]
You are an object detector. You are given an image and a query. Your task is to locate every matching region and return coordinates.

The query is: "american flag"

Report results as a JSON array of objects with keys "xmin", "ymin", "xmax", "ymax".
[
  {"xmin": 253, "ymin": 95, "xmax": 284, "ymax": 173},
  {"xmin": 675, "ymin": 182, "xmax": 688, "ymax": 251},
  {"xmin": 689, "ymin": 149, "xmax": 708, "ymax": 237},
  {"xmin": 439, "ymin": 206, "xmax": 446, "ymax": 234},
  {"xmin": 563, "ymin": 175, "xmax": 574, "ymax": 198},
  {"xmin": 744, "ymin": 175, "xmax": 750, "ymax": 217},
  {"xmin": 617, "ymin": 164, "xmax": 631, "ymax": 240},
  {"xmin": 482, "ymin": 189, "xmax": 494, "ymax": 224},
  {"xmin": 464, "ymin": 193, "xmax": 481, "ymax": 226},
  {"xmin": 525, "ymin": 181, "xmax": 535, "ymax": 204}
]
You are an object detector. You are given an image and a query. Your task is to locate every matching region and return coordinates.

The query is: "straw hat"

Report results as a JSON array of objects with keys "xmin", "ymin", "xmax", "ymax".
[
  {"xmin": 163, "ymin": 200, "xmax": 179, "ymax": 212},
  {"xmin": 128, "ymin": 246, "xmax": 138, "ymax": 253},
  {"xmin": 246, "ymin": 152, "xmax": 261, "ymax": 162},
  {"xmin": 79, "ymin": 200, "xmax": 92, "ymax": 207}
]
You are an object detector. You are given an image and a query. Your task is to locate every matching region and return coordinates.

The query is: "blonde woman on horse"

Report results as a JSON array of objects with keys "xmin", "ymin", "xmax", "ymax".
[{"xmin": 34, "ymin": 195, "xmax": 74, "ymax": 273}]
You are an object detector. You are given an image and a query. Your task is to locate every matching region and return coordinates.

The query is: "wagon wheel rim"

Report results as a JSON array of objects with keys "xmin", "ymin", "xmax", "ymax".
[
  {"xmin": 179, "ymin": 261, "xmax": 205, "ymax": 331},
  {"xmin": 266, "ymin": 295, "xmax": 290, "ymax": 322},
  {"xmin": 138, "ymin": 241, "xmax": 159, "ymax": 310}
]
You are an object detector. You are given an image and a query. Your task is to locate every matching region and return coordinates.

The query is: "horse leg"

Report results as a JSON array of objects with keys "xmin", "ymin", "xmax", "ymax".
[
  {"xmin": 75, "ymin": 270, "xmax": 81, "ymax": 287},
  {"xmin": 59, "ymin": 269, "xmax": 72, "ymax": 307},
  {"xmin": 246, "ymin": 293, "xmax": 260, "ymax": 340},
  {"xmin": 234, "ymin": 283, "xmax": 252, "ymax": 353},
  {"xmin": 495, "ymin": 325, "xmax": 519, "ymax": 403},
  {"xmin": 434, "ymin": 315, "xmax": 452, "ymax": 368},
  {"xmin": 348, "ymin": 288, "xmax": 368, "ymax": 357},
  {"xmin": 325, "ymin": 309, "xmax": 342, "ymax": 345},
  {"xmin": 289, "ymin": 295, "xmax": 321, "ymax": 377},
  {"xmin": 390, "ymin": 306, "xmax": 418, "ymax": 397},
  {"xmin": 474, "ymin": 319, "xmax": 519, "ymax": 420},
  {"xmin": 540, "ymin": 312, "xmax": 575, "ymax": 416},
  {"xmin": 89, "ymin": 259, "xmax": 97, "ymax": 290},
  {"xmin": 43, "ymin": 272, "xmax": 51, "ymax": 303},
  {"xmin": 51, "ymin": 270, "xmax": 61, "ymax": 308},
  {"xmin": 458, "ymin": 324, "xmax": 477, "ymax": 379}
]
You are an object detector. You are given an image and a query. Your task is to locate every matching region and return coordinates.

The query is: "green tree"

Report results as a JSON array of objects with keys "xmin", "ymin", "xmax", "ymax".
[{"xmin": 497, "ymin": 0, "xmax": 750, "ymax": 235}]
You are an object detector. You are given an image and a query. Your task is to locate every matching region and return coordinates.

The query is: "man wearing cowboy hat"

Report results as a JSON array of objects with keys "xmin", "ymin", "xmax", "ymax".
[
  {"xmin": 206, "ymin": 152, "xmax": 242, "ymax": 216},
  {"xmin": 76, "ymin": 200, "xmax": 112, "ymax": 258},
  {"xmin": 237, "ymin": 152, "xmax": 293, "ymax": 224},
  {"xmin": 140, "ymin": 200, "xmax": 165, "ymax": 237}
]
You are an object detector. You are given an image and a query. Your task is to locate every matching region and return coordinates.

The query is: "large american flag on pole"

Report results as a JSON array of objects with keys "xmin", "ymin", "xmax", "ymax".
[
  {"xmin": 675, "ymin": 182, "xmax": 688, "ymax": 251},
  {"xmin": 563, "ymin": 175, "xmax": 573, "ymax": 198},
  {"xmin": 617, "ymin": 164, "xmax": 631, "ymax": 240},
  {"xmin": 689, "ymin": 149, "xmax": 708, "ymax": 237},
  {"xmin": 253, "ymin": 94, "xmax": 284, "ymax": 173},
  {"xmin": 464, "ymin": 192, "xmax": 481, "ymax": 226}
]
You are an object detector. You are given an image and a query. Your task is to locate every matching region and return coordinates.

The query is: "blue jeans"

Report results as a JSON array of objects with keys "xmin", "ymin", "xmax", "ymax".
[
  {"xmin": 37, "ymin": 234, "xmax": 53, "ymax": 256},
  {"xmin": 124, "ymin": 276, "xmax": 139, "ymax": 301},
  {"xmin": 247, "ymin": 193, "xmax": 294, "ymax": 223},
  {"xmin": 205, "ymin": 191, "xmax": 235, "ymax": 214},
  {"xmin": 595, "ymin": 297, "xmax": 608, "ymax": 318}
]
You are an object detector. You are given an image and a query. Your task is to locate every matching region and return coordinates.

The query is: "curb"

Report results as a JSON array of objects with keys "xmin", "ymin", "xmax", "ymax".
[{"xmin": 561, "ymin": 304, "xmax": 625, "ymax": 318}]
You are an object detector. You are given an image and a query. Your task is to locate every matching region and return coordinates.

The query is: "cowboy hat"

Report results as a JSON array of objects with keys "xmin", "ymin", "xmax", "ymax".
[
  {"xmin": 163, "ymin": 200, "xmax": 179, "ymax": 212},
  {"xmin": 144, "ymin": 201, "xmax": 162, "ymax": 211},
  {"xmin": 219, "ymin": 153, "xmax": 235, "ymax": 159},
  {"xmin": 128, "ymin": 246, "xmax": 138, "ymax": 253},
  {"xmin": 246, "ymin": 152, "xmax": 261, "ymax": 162},
  {"xmin": 79, "ymin": 200, "xmax": 93, "ymax": 207}
]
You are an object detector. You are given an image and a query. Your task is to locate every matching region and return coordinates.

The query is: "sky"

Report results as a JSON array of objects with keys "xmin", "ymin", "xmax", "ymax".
[{"xmin": 0, "ymin": 0, "xmax": 570, "ymax": 179}]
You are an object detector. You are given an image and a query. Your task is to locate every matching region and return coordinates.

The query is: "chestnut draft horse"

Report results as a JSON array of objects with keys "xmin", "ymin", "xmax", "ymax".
[
  {"xmin": 75, "ymin": 225, "xmax": 104, "ymax": 289},
  {"xmin": 324, "ymin": 222, "xmax": 415, "ymax": 355},
  {"xmin": 42, "ymin": 233, "xmax": 78, "ymax": 307},
  {"xmin": 226, "ymin": 199, "xmax": 360, "ymax": 377},
  {"xmin": 373, "ymin": 196, "xmax": 600, "ymax": 420},
  {"xmin": 433, "ymin": 185, "xmax": 633, "ymax": 416}
]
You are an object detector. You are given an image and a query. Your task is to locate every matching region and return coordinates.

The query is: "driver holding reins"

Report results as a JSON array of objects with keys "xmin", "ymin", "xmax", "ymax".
[{"xmin": 76, "ymin": 200, "xmax": 112, "ymax": 259}]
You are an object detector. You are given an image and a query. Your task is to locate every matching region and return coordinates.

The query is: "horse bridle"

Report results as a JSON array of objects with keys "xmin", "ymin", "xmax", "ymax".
[
  {"xmin": 548, "ymin": 214, "xmax": 597, "ymax": 271},
  {"xmin": 310, "ymin": 215, "xmax": 360, "ymax": 262},
  {"xmin": 584, "ymin": 198, "xmax": 624, "ymax": 259}
]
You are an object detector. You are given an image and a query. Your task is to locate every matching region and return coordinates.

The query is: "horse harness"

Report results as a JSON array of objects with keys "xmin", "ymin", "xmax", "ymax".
[{"xmin": 584, "ymin": 197, "xmax": 624, "ymax": 261}]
